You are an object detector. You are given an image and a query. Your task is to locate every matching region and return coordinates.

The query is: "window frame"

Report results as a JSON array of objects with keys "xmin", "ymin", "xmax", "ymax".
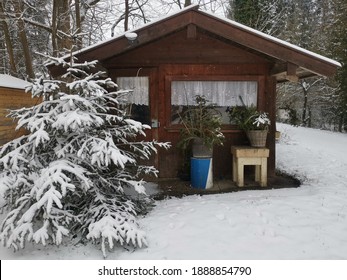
[
  {"xmin": 165, "ymin": 75, "xmax": 264, "ymax": 130},
  {"xmin": 116, "ymin": 76, "xmax": 151, "ymax": 125}
]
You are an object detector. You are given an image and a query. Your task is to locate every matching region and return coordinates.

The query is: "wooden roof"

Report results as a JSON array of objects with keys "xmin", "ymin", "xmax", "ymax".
[{"xmin": 51, "ymin": 4, "xmax": 340, "ymax": 82}]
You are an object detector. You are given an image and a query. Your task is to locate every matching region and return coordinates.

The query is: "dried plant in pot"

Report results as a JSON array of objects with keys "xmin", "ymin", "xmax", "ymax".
[
  {"xmin": 178, "ymin": 95, "xmax": 225, "ymax": 158},
  {"xmin": 227, "ymin": 105, "xmax": 271, "ymax": 147}
]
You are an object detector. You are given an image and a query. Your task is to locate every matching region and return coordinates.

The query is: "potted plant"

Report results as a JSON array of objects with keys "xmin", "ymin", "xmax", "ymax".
[
  {"xmin": 227, "ymin": 105, "xmax": 271, "ymax": 147},
  {"xmin": 178, "ymin": 95, "xmax": 225, "ymax": 157},
  {"xmin": 177, "ymin": 95, "xmax": 224, "ymax": 188}
]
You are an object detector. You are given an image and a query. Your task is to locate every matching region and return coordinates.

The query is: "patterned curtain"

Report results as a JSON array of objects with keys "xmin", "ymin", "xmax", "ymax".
[
  {"xmin": 171, "ymin": 81, "xmax": 258, "ymax": 106},
  {"xmin": 116, "ymin": 77, "xmax": 149, "ymax": 105}
]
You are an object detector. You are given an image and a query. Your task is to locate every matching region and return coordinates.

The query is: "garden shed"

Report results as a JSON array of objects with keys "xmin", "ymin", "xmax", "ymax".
[
  {"xmin": 0, "ymin": 74, "xmax": 37, "ymax": 146},
  {"xmin": 49, "ymin": 4, "xmax": 340, "ymax": 179}
]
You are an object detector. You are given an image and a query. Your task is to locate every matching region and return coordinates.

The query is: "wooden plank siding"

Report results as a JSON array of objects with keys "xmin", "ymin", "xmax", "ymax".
[
  {"xmin": 104, "ymin": 28, "xmax": 270, "ymax": 68},
  {"xmin": 47, "ymin": 5, "xmax": 339, "ymax": 180},
  {"xmin": 0, "ymin": 87, "xmax": 39, "ymax": 146},
  {"xmin": 157, "ymin": 65, "xmax": 271, "ymax": 179},
  {"xmin": 107, "ymin": 26, "xmax": 275, "ymax": 178}
]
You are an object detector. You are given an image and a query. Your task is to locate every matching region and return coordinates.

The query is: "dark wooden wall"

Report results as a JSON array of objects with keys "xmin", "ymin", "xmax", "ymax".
[
  {"xmin": 105, "ymin": 28, "xmax": 269, "ymax": 67},
  {"xmin": 107, "ymin": 26, "xmax": 276, "ymax": 179}
]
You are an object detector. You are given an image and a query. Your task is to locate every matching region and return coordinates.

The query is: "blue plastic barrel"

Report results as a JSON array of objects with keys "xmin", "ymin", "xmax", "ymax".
[{"xmin": 191, "ymin": 157, "xmax": 213, "ymax": 189}]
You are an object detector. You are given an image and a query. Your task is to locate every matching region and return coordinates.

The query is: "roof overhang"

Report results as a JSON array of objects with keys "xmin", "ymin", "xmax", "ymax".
[{"xmin": 48, "ymin": 4, "xmax": 341, "ymax": 82}]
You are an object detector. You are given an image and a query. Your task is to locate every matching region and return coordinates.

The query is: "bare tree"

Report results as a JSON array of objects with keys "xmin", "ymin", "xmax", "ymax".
[
  {"xmin": 52, "ymin": 0, "xmax": 73, "ymax": 55},
  {"xmin": 184, "ymin": 0, "xmax": 192, "ymax": 7},
  {"xmin": 0, "ymin": 1, "xmax": 17, "ymax": 75},
  {"xmin": 110, "ymin": 0, "xmax": 150, "ymax": 36},
  {"xmin": 13, "ymin": 0, "xmax": 35, "ymax": 78}
]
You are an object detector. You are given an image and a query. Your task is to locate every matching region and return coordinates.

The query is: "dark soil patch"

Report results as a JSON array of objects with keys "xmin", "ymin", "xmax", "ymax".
[{"xmin": 151, "ymin": 172, "xmax": 300, "ymax": 200}]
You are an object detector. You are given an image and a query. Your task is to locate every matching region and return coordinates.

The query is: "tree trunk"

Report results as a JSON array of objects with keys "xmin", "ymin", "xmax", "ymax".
[
  {"xmin": 52, "ymin": 0, "xmax": 72, "ymax": 55},
  {"xmin": 302, "ymin": 90, "xmax": 308, "ymax": 126},
  {"xmin": 339, "ymin": 114, "xmax": 344, "ymax": 132},
  {"xmin": 184, "ymin": 0, "xmax": 192, "ymax": 7},
  {"xmin": 52, "ymin": 0, "xmax": 59, "ymax": 56},
  {"xmin": 308, "ymin": 106, "xmax": 312, "ymax": 127},
  {"xmin": 75, "ymin": 0, "xmax": 82, "ymax": 49},
  {"xmin": 124, "ymin": 0, "xmax": 129, "ymax": 31},
  {"xmin": 13, "ymin": 0, "xmax": 34, "ymax": 78},
  {"xmin": 0, "ymin": 2, "xmax": 17, "ymax": 75}
]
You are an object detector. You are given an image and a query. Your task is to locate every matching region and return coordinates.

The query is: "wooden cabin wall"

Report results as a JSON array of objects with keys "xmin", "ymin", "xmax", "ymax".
[
  {"xmin": 0, "ymin": 87, "xmax": 38, "ymax": 146},
  {"xmin": 44, "ymin": 9, "xmax": 337, "ymax": 180},
  {"xmin": 110, "ymin": 64, "xmax": 276, "ymax": 179},
  {"xmin": 156, "ymin": 64, "xmax": 272, "ymax": 179},
  {"xmin": 107, "ymin": 27, "xmax": 276, "ymax": 179},
  {"xmin": 105, "ymin": 28, "xmax": 270, "ymax": 67}
]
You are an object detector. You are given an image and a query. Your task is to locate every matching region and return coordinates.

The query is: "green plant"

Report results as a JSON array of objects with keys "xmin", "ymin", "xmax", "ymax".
[
  {"xmin": 178, "ymin": 95, "xmax": 225, "ymax": 150},
  {"xmin": 227, "ymin": 105, "xmax": 270, "ymax": 131},
  {"xmin": 0, "ymin": 56, "xmax": 170, "ymax": 258}
]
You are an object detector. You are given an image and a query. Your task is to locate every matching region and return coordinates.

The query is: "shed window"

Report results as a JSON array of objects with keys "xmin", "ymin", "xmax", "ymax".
[
  {"xmin": 117, "ymin": 76, "xmax": 150, "ymax": 125},
  {"xmin": 171, "ymin": 80, "xmax": 258, "ymax": 124}
]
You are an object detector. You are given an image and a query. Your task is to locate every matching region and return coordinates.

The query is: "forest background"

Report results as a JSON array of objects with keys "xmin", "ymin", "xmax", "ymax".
[{"xmin": 1, "ymin": 0, "xmax": 347, "ymax": 131}]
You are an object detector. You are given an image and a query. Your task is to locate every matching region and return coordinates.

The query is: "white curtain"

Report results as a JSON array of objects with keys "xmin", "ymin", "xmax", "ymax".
[
  {"xmin": 116, "ymin": 77, "xmax": 149, "ymax": 105},
  {"xmin": 171, "ymin": 81, "xmax": 257, "ymax": 106}
]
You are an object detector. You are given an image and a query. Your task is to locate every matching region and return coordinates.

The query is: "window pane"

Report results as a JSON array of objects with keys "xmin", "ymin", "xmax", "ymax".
[
  {"xmin": 117, "ymin": 77, "xmax": 149, "ymax": 105},
  {"xmin": 171, "ymin": 81, "xmax": 258, "ymax": 124},
  {"xmin": 117, "ymin": 77, "xmax": 150, "ymax": 125}
]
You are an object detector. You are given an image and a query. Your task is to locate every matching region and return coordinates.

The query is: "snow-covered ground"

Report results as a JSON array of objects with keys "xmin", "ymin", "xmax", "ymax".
[{"xmin": 1, "ymin": 123, "xmax": 347, "ymax": 260}]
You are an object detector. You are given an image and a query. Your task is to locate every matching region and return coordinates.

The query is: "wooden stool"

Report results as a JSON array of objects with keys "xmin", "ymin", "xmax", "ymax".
[{"xmin": 231, "ymin": 146, "xmax": 269, "ymax": 187}]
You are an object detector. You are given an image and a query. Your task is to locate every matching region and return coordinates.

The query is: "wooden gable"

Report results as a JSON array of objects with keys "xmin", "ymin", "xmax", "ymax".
[
  {"xmin": 104, "ymin": 28, "xmax": 270, "ymax": 67},
  {"xmin": 51, "ymin": 4, "xmax": 339, "ymax": 82}
]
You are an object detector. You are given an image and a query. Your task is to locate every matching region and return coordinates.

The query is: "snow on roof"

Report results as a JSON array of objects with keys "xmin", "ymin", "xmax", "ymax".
[
  {"xmin": 63, "ymin": 4, "xmax": 341, "ymax": 69},
  {"xmin": 70, "ymin": 4, "xmax": 200, "ymax": 57},
  {"xmin": 200, "ymin": 9, "xmax": 341, "ymax": 68},
  {"xmin": 0, "ymin": 74, "xmax": 31, "ymax": 90}
]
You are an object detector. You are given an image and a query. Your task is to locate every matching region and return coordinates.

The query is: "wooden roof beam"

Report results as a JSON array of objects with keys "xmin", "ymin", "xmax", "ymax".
[
  {"xmin": 285, "ymin": 62, "xmax": 299, "ymax": 82},
  {"xmin": 271, "ymin": 62, "xmax": 319, "ymax": 82}
]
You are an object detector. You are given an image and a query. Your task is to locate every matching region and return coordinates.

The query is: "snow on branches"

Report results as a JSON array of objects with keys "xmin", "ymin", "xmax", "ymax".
[{"xmin": 0, "ymin": 56, "xmax": 170, "ymax": 257}]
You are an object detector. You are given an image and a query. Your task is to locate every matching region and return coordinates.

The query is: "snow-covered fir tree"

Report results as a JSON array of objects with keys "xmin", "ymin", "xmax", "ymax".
[{"xmin": 0, "ymin": 55, "xmax": 170, "ymax": 257}]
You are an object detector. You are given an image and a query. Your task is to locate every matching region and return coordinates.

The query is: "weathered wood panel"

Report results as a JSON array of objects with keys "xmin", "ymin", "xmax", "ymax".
[
  {"xmin": 0, "ymin": 87, "xmax": 39, "ymax": 146},
  {"xmin": 156, "ymin": 64, "xmax": 272, "ymax": 179},
  {"xmin": 109, "ymin": 61, "xmax": 275, "ymax": 179},
  {"xmin": 106, "ymin": 27, "xmax": 276, "ymax": 179},
  {"xmin": 105, "ymin": 28, "xmax": 270, "ymax": 68}
]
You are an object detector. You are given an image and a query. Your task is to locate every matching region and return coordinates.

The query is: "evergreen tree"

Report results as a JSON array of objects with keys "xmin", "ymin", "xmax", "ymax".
[
  {"xmin": 228, "ymin": 0, "xmax": 261, "ymax": 28},
  {"xmin": 0, "ymin": 55, "xmax": 170, "ymax": 257},
  {"xmin": 274, "ymin": 0, "xmax": 340, "ymax": 129},
  {"xmin": 330, "ymin": 0, "xmax": 347, "ymax": 131},
  {"xmin": 227, "ymin": 0, "xmax": 289, "ymax": 35}
]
